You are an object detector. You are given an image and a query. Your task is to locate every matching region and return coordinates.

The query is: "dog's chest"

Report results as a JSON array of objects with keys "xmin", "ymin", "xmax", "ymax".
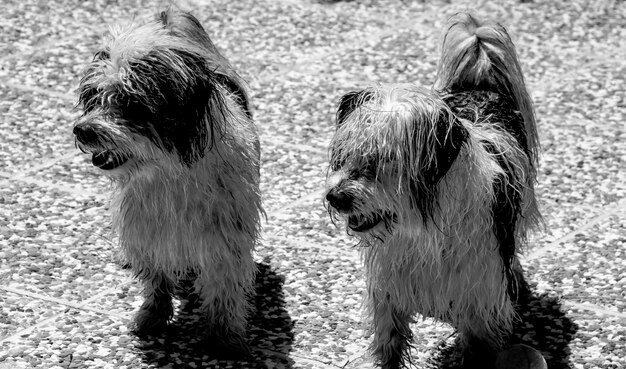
[
  {"xmin": 363, "ymin": 229, "xmax": 508, "ymax": 320},
  {"xmin": 112, "ymin": 178, "xmax": 220, "ymax": 261}
]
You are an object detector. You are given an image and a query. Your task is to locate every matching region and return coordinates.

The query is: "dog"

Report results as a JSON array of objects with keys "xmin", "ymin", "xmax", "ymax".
[
  {"xmin": 325, "ymin": 13, "xmax": 541, "ymax": 368},
  {"xmin": 73, "ymin": 8, "xmax": 263, "ymax": 353}
]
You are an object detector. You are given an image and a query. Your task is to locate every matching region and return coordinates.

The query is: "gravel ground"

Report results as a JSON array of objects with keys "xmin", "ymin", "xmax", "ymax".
[{"xmin": 1, "ymin": 0, "xmax": 625, "ymax": 368}]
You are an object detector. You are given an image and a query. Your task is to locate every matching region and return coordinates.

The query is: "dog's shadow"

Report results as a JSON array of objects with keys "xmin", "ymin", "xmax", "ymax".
[
  {"xmin": 432, "ymin": 288, "xmax": 578, "ymax": 369},
  {"xmin": 135, "ymin": 262, "xmax": 295, "ymax": 369}
]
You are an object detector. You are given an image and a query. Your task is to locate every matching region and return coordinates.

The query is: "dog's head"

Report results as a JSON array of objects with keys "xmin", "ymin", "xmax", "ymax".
[
  {"xmin": 73, "ymin": 9, "xmax": 248, "ymax": 178},
  {"xmin": 325, "ymin": 84, "xmax": 468, "ymax": 237}
]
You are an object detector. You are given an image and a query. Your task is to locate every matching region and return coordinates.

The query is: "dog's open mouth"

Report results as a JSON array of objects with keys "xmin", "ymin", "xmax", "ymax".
[
  {"xmin": 92, "ymin": 150, "xmax": 129, "ymax": 170},
  {"xmin": 347, "ymin": 211, "xmax": 397, "ymax": 232},
  {"xmin": 348, "ymin": 213, "xmax": 384, "ymax": 232}
]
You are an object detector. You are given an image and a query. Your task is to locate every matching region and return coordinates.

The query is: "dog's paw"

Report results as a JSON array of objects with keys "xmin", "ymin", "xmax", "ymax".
[
  {"xmin": 131, "ymin": 308, "xmax": 170, "ymax": 336},
  {"xmin": 495, "ymin": 344, "xmax": 547, "ymax": 369},
  {"xmin": 204, "ymin": 333, "xmax": 252, "ymax": 360}
]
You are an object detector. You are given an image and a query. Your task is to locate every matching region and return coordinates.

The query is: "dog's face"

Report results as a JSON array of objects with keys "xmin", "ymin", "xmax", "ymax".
[
  {"xmin": 73, "ymin": 13, "xmax": 231, "ymax": 178},
  {"xmin": 325, "ymin": 85, "xmax": 468, "ymax": 237}
]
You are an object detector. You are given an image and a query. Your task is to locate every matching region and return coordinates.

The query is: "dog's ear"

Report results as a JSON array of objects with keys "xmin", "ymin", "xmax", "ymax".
[
  {"xmin": 422, "ymin": 110, "xmax": 468, "ymax": 185},
  {"xmin": 336, "ymin": 89, "xmax": 374, "ymax": 127},
  {"xmin": 163, "ymin": 50, "xmax": 226, "ymax": 166},
  {"xmin": 121, "ymin": 47, "xmax": 226, "ymax": 166},
  {"xmin": 408, "ymin": 109, "xmax": 467, "ymax": 222}
]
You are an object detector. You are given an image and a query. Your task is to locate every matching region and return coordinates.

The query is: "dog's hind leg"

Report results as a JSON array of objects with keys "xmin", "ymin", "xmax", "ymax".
[
  {"xmin": 370, "ymin": 295, "xmax": 414, "ymax": 369},
  {"xmin": 134, "ymin": 272, "xmax": 175, "ymax": 334}
]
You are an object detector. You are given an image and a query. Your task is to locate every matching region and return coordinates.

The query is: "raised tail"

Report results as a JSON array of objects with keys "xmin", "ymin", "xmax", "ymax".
[{"xmin": 434, "ymin": 12, "xmax": 539, "ymax": 166}]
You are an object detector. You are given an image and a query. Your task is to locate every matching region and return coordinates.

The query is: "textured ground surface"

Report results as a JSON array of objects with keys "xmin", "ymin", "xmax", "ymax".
[{"xmin": 1, "ymin": 0, "xmax": 625, "ymax": 368}]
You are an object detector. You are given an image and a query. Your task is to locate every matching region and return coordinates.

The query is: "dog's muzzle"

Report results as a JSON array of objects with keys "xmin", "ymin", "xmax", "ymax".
[
  {"xmin": 326, "ymin": 187, "xmax": 388, "ymax": 232},
  {"xmin": 326, "ymin": 187, "xmax": 353, "ymax": 212},
  {"xmin": 73, "ymin": 123, "xmax": 129, "ymax": 170}
]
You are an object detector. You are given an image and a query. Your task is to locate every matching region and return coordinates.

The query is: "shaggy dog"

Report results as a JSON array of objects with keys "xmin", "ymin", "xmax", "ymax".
[
  {"xmin": 73, "ymin": 8, "xmax": 262, "ymax": 353},
  {"xmin": 325, "ymin": 12, "xmax": 541, "ymax": 368}
]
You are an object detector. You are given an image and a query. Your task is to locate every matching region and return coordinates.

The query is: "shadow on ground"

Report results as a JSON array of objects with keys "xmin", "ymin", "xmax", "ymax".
[
  {"xmin": 134, "ymin": 262, "xmax": 295, "ymax": 369},
  {"xmin": 432, "ymin": 288, "xmax": 578, "ymax": 369},
  {"xmin": 510, "ymin": 291, "xmax": 578, "ymax": 369}
]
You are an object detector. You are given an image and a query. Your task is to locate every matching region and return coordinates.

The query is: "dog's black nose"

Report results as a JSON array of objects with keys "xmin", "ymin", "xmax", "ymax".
[
  {"xmin": 326, "ymin": 188, "xmax": 353, "ymax": 211},
  {"xmin": 73, "ymin": 123, "xmax": 99, "ymax": 144}
]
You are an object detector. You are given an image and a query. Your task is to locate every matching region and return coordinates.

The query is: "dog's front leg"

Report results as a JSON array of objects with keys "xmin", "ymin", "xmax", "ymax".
[
  {"xmin": 370, "ymin": 293, "xmax": 414, "ymax": 369},
  {"xmin": 134, "ymin": 272, "xmax": 175, "ymax": 334},
  {"xmin": 193, "ymin": 258, "xmax": 254, "ymax": 357}
]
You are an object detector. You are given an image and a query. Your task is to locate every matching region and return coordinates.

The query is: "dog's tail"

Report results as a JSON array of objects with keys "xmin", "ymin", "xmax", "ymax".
[{"xmin": 434, "ymin": 12, "xmax": 539, "ymax": 164}]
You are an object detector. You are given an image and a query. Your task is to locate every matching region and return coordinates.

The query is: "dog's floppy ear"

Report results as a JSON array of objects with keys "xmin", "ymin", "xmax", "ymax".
[
  {"xmin": 408, "ymin": 108, "xmax": 467, "ymax": 222},
  {"xmin": 122, "ymin": 46, "xmax": 226, "ymax": 166},
  {"xmin": 336, "ymin": 89, "xmax": 375, "ymax": 126},
  {"xmin": 117, "ymin": 8, "xmax": 248, "ymax": 166},
  {"xmin": 422, "ymin": 110, "xmax": 468, "ymax": 185}
]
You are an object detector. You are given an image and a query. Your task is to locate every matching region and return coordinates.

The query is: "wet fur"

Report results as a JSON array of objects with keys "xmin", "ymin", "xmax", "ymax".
[
  {"xmin": 73, "ymin": 8, "xmax": 262, "ymax": 350},
  {"xmin": 326, "ymin": 13, "xmax": 540, "ymax": 369}
]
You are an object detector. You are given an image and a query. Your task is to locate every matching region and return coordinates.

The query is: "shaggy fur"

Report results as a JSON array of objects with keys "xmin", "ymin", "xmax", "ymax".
[
  {"xmin": 73, "ymin": 9, "xmax": 262, "ymax": 352},
  {"xmin": 326, "ymin": 12, "xmax": 541, "ymax": 368}
]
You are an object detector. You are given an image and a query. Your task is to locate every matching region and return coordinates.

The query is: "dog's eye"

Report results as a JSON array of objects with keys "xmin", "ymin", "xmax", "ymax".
[{"xmin": 344, "ymin": 160, "xmax": 377, "ymax": 180}]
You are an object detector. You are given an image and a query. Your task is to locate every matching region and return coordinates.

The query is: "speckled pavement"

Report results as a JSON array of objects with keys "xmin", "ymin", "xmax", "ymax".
[{"xmin": 0, "ymin": 0, "xmax": 624, "ymax": 368}]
